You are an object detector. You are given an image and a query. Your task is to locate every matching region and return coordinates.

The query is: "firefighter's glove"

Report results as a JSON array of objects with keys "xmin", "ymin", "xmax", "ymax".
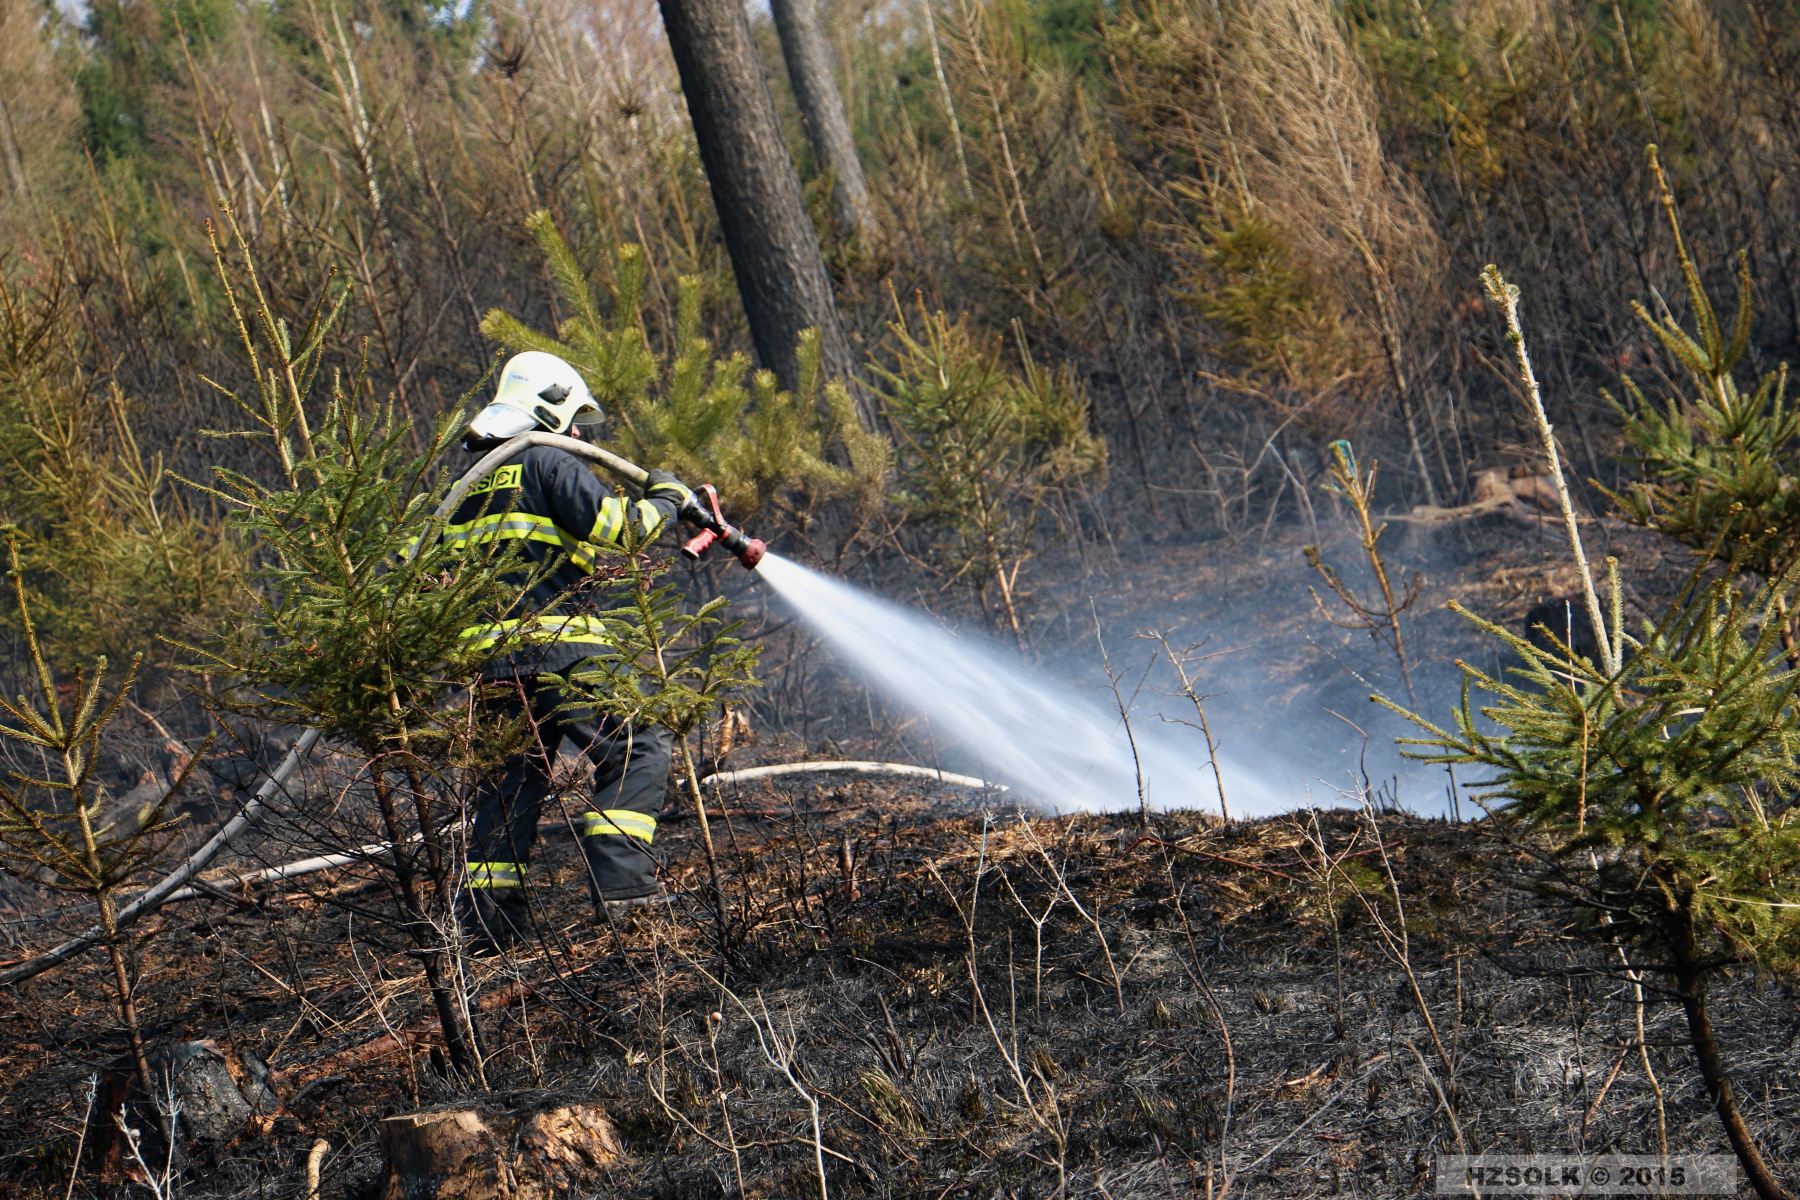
[{"xmin": 644, "ymin": 469, "xmax": 695, "ymax": 512}]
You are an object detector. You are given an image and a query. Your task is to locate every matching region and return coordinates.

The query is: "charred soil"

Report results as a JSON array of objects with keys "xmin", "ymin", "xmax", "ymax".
[{"xmin": 0, "ymin": 781, "xmax": 1795, "ymax": 1199}]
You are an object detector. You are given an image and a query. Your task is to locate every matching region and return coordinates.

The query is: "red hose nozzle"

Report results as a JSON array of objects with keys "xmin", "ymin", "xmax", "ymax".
[
  {"xmin": 681, "ymin": 527, "xmax": 718, "ymax": 560},
  {"xmin": 678, "ymin": 485, "xmax": 764, "ymax": 570}
]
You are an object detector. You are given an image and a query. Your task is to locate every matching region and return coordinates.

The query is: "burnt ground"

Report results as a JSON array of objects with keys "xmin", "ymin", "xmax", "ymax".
[
  {"xmin": 0, "ymin": 784, "xmax": 1796, "ymax": 1200},
  {"xmin": 0, "ymin": 512, "xmax": 1793, "ymax": 1199}
]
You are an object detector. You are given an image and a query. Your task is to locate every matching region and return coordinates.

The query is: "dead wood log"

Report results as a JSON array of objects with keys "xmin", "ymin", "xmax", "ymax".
[
  {"xmin": 274, "ymin": 1030, "xmax": 437, "ymax": 1096},
  {"xmin": 273, "ymin": 983, "xmax": 539, "ymax": 1096},
  {"xmin": 1395, "ymin": 467, "xmax": 1564, "ymax": 526},
  {"xmin": 378, "ymin": 1106, "xmax": 621, "ymax": 1200}
]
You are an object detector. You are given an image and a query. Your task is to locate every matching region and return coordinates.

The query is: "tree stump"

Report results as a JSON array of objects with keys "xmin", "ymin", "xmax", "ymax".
[
  {"xmin": 153, "ymin": 1042, "xmax": 255, "ymax": 1141},
  {"xmin": 91, "ymin": 1042, "xmax": 259, "ymax": 1176},
  {"xmin": 378, "ymin": 1105, "xmax": 621, "ymax": 1200}
]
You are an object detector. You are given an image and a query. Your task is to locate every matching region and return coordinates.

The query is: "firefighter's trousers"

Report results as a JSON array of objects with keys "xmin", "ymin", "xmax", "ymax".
[{"xmin": 461, "ymin": 672, "xmax": 670, "ymax": 946}]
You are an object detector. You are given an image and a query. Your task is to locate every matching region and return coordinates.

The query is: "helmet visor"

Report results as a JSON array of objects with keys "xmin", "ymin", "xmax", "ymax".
[{"xmin": 468, "ymin": 403, "xmax": 537, "ymax": 439}]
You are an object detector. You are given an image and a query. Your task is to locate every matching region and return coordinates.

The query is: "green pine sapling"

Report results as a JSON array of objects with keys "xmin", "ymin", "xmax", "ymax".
[
  {"xmin": 1605, "ymin": 147, "xmax": 1800, "ymax": 655},
  {"xmin": 181, "ymin": 208, "xmax": 528, "ymax": 1082},
  {"xmin": 0, "ymin": 537, "xmax": 204, "ymax": 1101},
  {"xmin": 1387, "ymin": 557, "xmax": 1800, "ymax": 1200},
  {"xmin": 875, "ymin": 306, "xmax": 1105, "ymax": 645},
  {"xmin": 1393, "ymin": 200, "xmax": 1800, "ymax": 1197},
  {"xmin": 565, "ymin": 529, "xmax": 760, "ymax": 959}
]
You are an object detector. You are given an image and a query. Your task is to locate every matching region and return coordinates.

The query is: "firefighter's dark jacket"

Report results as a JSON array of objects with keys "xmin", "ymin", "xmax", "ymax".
[{"xmin": 445, "ymin": 440, "xmax": 679, "ymax": 678}]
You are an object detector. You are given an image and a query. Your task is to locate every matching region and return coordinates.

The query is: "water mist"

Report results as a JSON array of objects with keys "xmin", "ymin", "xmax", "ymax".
[{"xmin": 753, "ymin": 554, "xmax": 1291, "ymax": 816}]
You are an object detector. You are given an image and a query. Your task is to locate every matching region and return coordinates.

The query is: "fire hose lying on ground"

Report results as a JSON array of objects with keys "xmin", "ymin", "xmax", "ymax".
[{"xmin": 0, "ymin": 435, "xmax": 989, "ymax": 985}]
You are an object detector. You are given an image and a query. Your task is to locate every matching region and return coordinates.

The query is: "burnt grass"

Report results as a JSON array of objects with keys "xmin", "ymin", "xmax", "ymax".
[{"xmin": 0, "ymin": 776, "xmax": 1797, "ymax": 1200}]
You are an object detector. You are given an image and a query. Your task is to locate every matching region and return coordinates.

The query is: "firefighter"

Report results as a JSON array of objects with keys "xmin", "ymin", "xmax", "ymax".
[{"xmin": 449, "ymin": 350, "xmax": 694, "ymax": 950}]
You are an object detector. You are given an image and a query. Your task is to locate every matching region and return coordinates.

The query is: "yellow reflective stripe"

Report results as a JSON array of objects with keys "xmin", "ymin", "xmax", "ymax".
[
  {"xmin": 466, "ymin": 861, "xmax": 525, "ymax": 888},
  {"xmin": 442, "ymin": 512, "xmax": 580, "ymax": 550},
  {"xmin": 443, "ymin": 512, "xmax": 600, "ymax": 572},
  {"xmin": 579, "ymin": 809, "xmax": 656, "ymax": 843},
  {"xmin": 457, "ymin": 615, "xmax": 611, "ymax": 650},
  {"xmin": 589, "ymin": 497, "xmax": 627, "ymax": 545},
  {"xmin": 582, "ymin": 496, "xmax": 668, "ymax": 545},
  {"xmin": 633, "ymin": 499, "xmax": 667, "ymax": 537}
]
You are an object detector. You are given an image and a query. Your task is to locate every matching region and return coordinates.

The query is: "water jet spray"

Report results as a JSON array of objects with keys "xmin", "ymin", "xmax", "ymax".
[
  {"xmin": 753, "ymin": 555, "xmax": 1290, "ymax": 816},
  {"xmin": 440, "ymin": 438, "xmax": 1287, "ymax": 814}
]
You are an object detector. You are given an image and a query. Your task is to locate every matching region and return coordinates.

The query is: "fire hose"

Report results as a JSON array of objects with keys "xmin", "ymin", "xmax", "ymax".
[
  {"xmin": 0, "ymin": 443, "xmax": 1002, "ymax": 970},
  {"xmin": 701, "ymin": 762, "xmax": 1004, "ymax": 791}
]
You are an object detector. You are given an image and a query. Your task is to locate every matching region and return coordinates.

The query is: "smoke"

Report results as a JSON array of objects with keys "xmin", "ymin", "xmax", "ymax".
[
  {"xmin": 1045, "ymin": 524, "xmax": 1541, "ymax": 821},
  {"xmin": 755, "ymin": 554, "xmax": 1294, "ymax": 816}
]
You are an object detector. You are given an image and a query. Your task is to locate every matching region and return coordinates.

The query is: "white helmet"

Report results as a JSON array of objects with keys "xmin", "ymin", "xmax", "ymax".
[{"xmin": 468, "ymin": 351, "xmax": 603, "ymax": 438}]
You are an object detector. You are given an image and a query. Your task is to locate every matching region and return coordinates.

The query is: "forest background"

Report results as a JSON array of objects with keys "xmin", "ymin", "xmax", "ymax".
[{"xmin": 0, "ymin": 0, "xmax": 1797, "ymax": 693}]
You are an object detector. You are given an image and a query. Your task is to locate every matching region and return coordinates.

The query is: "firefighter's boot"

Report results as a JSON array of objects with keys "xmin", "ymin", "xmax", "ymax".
[{"xmin": 457, "ymin": 862, "xmax": 530, "ymax": 953}]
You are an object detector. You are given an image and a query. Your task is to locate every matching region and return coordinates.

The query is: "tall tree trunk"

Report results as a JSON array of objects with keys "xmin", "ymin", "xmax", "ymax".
[
  {"xmin": 769, "ymin": 0, "xmax": 877, "ymax": 244},
  {"xmin": 1676, "ymin": 963, "xmax": 1795, "ymax": 1200},
  {"xmin": 655, "ymin": 0, "xmax": 875, "ymax": 427},
  {"xmin": 0, "ymin": 84, "xmax": 28, "ymax": 200}
]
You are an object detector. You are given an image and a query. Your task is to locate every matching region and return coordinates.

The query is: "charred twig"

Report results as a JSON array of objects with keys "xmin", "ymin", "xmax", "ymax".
[
  {"xmin": 1018, "ymin": 819, "xmax": 1126, "ymax": 1014},
  {"xmin": 1143, "ymin": 631, "xmax": 1235, "ymax": 822},
  {"xmin": 1303, "ymin": 441, "xmax": 1422, "ymax": 706}
]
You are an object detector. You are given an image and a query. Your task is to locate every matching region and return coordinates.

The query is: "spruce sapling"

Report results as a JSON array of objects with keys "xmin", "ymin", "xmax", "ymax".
[
  {"xmin": 181, "ymin": 207, "xmax": 528, "ymax": 1082},
  {"xmin": 564, "ymin": 529, "xmax": 760, "ymax": 961},
  {"xmin": 1604, "ymin": 147, "xmax": 1800, "ymax": 655},
  {"xmin": 1385, "ymin": 555, "xmax": 1800, "ymax": 1200},
  {"xmin": 1396, "ymin": 224, "xmax": 1800, "ymax": 1196},
  {"xmin": 875, "ymin": 304, "xmax": 1104, "ymax": 644},
  {"xmin": 0, "ymin": 536, "xmax": 205, "ymax": 1102}
]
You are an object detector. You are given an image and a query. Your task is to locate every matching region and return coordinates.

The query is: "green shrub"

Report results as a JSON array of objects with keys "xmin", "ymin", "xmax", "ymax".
[
  {"xmin": 1605, "ymin": 150, "xmax": 1800, "ymax": 651},
  {"xmin": 875, "ymin": 306, "xmax": 1103, "ymax": 641},
  {"xmin": 0, "ymin": 273, "xmax": 239, "ymax": 670}
]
